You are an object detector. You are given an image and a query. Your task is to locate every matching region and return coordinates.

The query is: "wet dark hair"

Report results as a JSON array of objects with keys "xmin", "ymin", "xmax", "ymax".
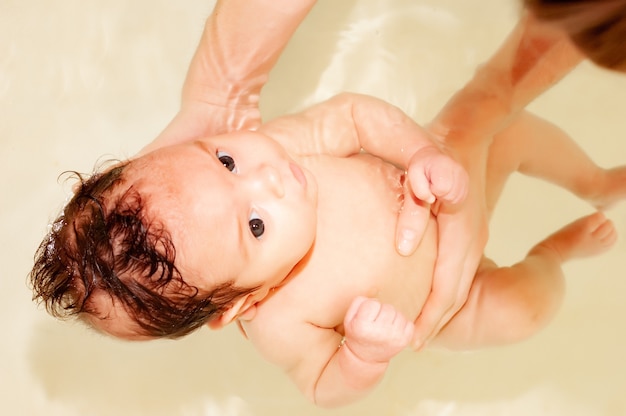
[
  {"xmin": 29, "ymin": 162, "xmax": 257, "ymax": 339},
  {"xmin": 525, "ymin": 0, "xmax": 626, "ymax": 71}
]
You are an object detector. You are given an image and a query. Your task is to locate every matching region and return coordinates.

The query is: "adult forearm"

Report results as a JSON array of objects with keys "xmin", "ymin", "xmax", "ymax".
[
  {"xmin": 430, "ymin": 12, "xmax": 583, "ymax": 147},
  {"xmin": 139, "ymin": 0, "xmax": 317, "ymax": 155},
  {"xmin": 182, "ymin": 0, "xmax": 317, "ymax": 108}
]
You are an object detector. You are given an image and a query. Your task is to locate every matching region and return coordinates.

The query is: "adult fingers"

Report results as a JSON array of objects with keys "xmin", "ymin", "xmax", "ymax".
[{"xmin": 395, "ymin": 190, "xmax": 430, "ymax": 256}]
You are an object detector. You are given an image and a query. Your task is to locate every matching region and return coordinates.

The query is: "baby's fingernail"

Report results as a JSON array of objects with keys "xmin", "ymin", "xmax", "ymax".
[{"xmin": 398, "ymin": 230, "xmax": 417, "ymax": 255}]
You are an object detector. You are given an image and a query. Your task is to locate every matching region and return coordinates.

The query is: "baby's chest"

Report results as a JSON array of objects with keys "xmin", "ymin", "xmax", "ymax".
[
  {"xmin": 285, "ymin": 155, "xmax": 436, "ymax": 324},
  {"xmin": 291, "ymin": 232, "xmax": 434, "ymax": 329}
]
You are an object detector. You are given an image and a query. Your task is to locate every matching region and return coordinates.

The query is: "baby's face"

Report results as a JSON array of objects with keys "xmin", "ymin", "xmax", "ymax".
[{"xmin": 129, "ymin": 130, "xmax": 318, "ymax": 302}]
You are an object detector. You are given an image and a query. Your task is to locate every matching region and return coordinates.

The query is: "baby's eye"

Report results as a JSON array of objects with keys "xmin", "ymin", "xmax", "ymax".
[
  {"xmin": 217, "ymin": 150, "xmax": 237, "ymax": 173},
  {"xmin": 249, "ymin": 212, "xmax": 265, "ymax": 239}
]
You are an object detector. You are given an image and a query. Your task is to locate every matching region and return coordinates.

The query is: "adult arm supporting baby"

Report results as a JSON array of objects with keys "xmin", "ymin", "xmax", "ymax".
[
  {"xmin": 139, "ymin": 0, "xmax": 317, "ymax": 156},
  {"xmin": 409, "ymin": 11, "xmax": 585, "ymax": 350},
  {"xmin": 430, "ymin": 11, "xmax": 583, "ymax": 146}
]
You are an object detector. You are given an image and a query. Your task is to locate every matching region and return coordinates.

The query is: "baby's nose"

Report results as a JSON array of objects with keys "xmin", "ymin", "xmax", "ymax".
[{"xmin": 250, "ymin": 165, "xmax": 285, "ymax": 198}]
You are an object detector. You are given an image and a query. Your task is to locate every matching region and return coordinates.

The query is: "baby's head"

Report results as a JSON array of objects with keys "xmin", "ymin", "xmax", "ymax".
[{"xmin": 30, "ymin": 131, "xmax": 318, "ymax": 340}]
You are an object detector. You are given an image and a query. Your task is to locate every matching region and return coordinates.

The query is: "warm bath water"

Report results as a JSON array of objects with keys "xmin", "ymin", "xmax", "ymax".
[{"xmin": 2, "ymin": 0, "xmax": 625, "ymax": 415}]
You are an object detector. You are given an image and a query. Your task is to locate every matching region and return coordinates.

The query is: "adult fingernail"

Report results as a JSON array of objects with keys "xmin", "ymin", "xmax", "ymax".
[{"xmin": 398, "ymin": 229, "xmax": 417, "ymax": 255}]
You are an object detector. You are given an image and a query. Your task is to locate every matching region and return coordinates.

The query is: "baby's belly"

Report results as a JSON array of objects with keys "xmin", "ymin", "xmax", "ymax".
[{"xmin": 297, "ymin": 154, "xmax": 438, "ymax": 326}]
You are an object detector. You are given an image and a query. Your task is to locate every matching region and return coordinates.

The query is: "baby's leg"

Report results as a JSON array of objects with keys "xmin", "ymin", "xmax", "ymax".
[
  {"xmin": 486, "ymin": 110, "xmax": 626, "ymax": 213},
  {"xmin": 432, "ymin": 212, "xmax": 616, "ymax": 350}
]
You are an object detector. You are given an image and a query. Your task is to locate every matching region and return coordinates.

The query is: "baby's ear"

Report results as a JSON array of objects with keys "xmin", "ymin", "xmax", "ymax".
[{"xmin": 206, "ymin": 294, "xmax": 257, "ymax": 330}]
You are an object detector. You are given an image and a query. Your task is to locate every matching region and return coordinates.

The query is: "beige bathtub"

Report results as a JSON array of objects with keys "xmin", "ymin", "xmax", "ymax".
[{"xmin": 2, "ymin": 0, "xmax": 625, "ymax": 414}]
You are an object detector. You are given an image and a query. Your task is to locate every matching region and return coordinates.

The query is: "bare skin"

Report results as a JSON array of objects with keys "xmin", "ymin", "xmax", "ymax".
[
  {"xmin": 87, "ymin": 8, "xmax": 624, "ymax": 409},
  {"xmin": 235, "ymin": 100, "xmax": 622, "ymax": 407},
  {"xmin": 535, "ymin": 212, "xmax": 617, "ymax": 261},
  {"xmin": 107, "ymin": 91, "xmax": 624, "ymax": 407},
  {"xmin": 133, "ymin": 0, "xmax": 491, "ymax": 348}
]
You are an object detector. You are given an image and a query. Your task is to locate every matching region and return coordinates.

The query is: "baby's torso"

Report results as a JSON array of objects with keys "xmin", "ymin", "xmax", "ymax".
[{"xmin": 243, "ymin": 153, "xmax": 438, "ymax": 336}]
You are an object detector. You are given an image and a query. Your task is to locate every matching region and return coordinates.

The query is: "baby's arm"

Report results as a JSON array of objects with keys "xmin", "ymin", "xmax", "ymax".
[
  {"xmin": 245, "ymin": 298, "xmax": 412, "ymax": 408},
  {"xmin": 139, "ymin": 0, "xmax": 316, "ymax": 155},
  {"xmin": 260, "ymin": 92, "xmax": 468, "ymax": 246},
  {"xmin": 314, "ymin": 297, "xmax": 413, "ymax": 407},
  {"xmin": 315, "ymin": 93, "xmax": 467, "ymax": 205}
]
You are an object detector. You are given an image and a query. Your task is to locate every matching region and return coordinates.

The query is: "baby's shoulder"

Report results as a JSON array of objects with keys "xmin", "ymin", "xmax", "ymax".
[{"xmin": 239, "ymin": 289, "xmax": 333, "ymax": 366}]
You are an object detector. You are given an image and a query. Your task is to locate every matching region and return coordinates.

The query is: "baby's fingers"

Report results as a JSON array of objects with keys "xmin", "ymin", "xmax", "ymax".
[
  {"xmin": 379, "ymin": 305, "xmax": 414, "ymax": 352},
  {"xmin": 345, "ymin": 297, "xmax": 381, "ymax": 326},
  {"xmin": 407, "ymin": 168, "xmax": 436, "ymax": 204},
  {"xmin": 427, "ymin": 156, "xmax": 468, "ymax": 204}
]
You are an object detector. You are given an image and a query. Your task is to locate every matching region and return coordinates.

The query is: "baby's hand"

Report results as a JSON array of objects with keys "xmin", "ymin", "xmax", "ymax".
[
  {"xmin": 395, "ymin": 146, "xmax": 468, "ymax": 256},
  {"xmin": 343, "ymin": 297, "xmax": 414, "ymax": 364},
  {"xmin": 406, "ymin": 146, "xmax": 468, "ymax": 206}
]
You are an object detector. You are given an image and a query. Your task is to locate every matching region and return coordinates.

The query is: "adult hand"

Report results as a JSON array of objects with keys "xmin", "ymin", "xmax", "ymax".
[
  {"xmin": 147, "ymin": 98, "xmax": 263, "ymax": 154},
  {"xmin": 410, "ymin": 192, "xmax": 488, "ymax": 349},
  {"xmin": 396, "ymin": 141, "xmax": 488, "ymax": 350},
  {"xmin": 138, "ymin": 0, "xmax": 317, "ymax": 156}
]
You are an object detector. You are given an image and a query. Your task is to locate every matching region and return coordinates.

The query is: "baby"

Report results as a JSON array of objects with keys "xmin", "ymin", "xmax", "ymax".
[
  {"xmin": 31, "ymin": 89, "xmax": 625, "ymax": 407},
  {"xmin": 30, "ymin": 6, "xmax": 626, "ymax": 408}
]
